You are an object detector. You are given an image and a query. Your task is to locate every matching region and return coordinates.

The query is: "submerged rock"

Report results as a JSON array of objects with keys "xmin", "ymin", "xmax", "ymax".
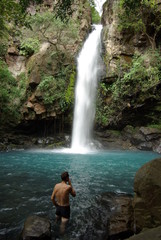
[{"xmin": 20, "ymin": 215, "xmax": 51, "ymax": 240}]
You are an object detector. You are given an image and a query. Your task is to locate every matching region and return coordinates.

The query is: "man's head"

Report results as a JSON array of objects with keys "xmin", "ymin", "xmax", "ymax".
[{"xmin": 61, "ymin": 171, "xmax": 69, "ymax": 182}]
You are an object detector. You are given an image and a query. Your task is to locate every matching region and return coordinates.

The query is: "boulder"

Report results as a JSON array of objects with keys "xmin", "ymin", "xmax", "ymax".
[
  {"xmin": 6, "ymin": 55, "xmax": 26, "ymax": 77},
  {"xmin": 133, "ymin": 158, "xmax": 161, "ymax": 232},
  {"xmin": 139, "ymin": 127, "xmax": 161, "ymax": 141},
  {"xmin": 108, "ymin": 194, "xmax": 134, "ymax": 239},
  {"xmin": 34, "ymin": 103, "xmax": 46, "ymax": 115},
  {"xmin": 130, "ymin": 133, "xmax": 145, "ymax": 145},
  {"xmin": 127, "ymin": 226, "xmax": 161, "ymax": 240},
  {"xmin": 7, "ymin": 46, "xmax": 19, "ymax": 55},
  {"xmin": 20, "ymin": 215, "xmax": 51, "ymax": 240},
  {"xmin": 78, "ymin": 192, "xmax": 134, "ymax": 240},
  {"xmin": 154, "ymin": 142, "xmax": 161, "ymax": 153}
]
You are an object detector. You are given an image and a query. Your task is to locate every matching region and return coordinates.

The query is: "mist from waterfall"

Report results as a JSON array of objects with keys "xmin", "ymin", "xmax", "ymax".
[{"xmin": 71, "ymin": 24, "xmax": 102, "ymax": 152}]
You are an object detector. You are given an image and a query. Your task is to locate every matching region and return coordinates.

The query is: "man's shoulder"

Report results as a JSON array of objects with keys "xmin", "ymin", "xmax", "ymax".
[
  {"xmin": 55, "ymin": 183, "xmax": 61, "ymax": 189},
  {"xmin": 66, "ymin": 185, "xmax": 72, "ymax": 191}
]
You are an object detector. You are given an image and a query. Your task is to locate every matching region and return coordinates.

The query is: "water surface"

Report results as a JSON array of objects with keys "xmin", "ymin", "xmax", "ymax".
[{"xmin": 0, "ymin": 149, "xmax": 160, "ymax": 239}]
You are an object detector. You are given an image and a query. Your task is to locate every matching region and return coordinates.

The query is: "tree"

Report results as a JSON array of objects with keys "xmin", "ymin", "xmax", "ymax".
[
  {"xmin": 19, "ymin": 0, "xmax": 43, "ymax": 12},
  {"xmin": 0, "ymin": 0, "xmax": 25, "ymax": 37},
  {"xmin": 0, "ymin": 60, "xmax": 21, "ymax": 125},
  {"xmin": 55, "ymin": 0, "xmax": 97, "ymax": 21},
  {"xmin": 0, "ymin": 0, "xmax": 45, "ymax": 37},
  {"xmin": 55, "ymin": 0, "xmax": 74, "ymax": 21},
  {"xmin": 119, "ymin": 0, "xmax": 161, "ymax": 49}
]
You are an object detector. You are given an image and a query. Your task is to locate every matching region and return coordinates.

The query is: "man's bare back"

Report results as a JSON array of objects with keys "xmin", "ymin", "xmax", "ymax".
[
  {"xmin": 51, "ymin": 172, "xmax": 76, "ymax": 221},
  {"xmin": 52, "ymin": 181, "xmax": 75, "ymax": 206}
]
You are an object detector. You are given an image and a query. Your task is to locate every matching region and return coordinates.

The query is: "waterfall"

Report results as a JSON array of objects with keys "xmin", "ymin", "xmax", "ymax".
[
  {"xmin": 71, "ymin": 24, "xmax": 102, "ymax": 152},
  {"xmin": 94, "ymin": 0, "xmax": 106, "ymax": 16}
]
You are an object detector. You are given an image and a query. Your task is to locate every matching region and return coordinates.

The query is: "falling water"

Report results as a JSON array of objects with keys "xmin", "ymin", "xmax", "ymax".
[
  {"xmin": 94, "ymin": 0, "xmax": 106, "ymax": 15},
  {"xmin": 71, "ymin": 25, "xmax": 102, "ymax": 152}
]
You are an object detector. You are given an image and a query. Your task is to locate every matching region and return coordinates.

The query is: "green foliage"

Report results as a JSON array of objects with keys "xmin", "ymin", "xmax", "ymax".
[
  {"xmin": 91, "ymin": 6, "xmax": 101, "ymax": 24},
  {"xmin": 118, "ymin": 0, "xmax": 161, "ymax": 49},
  {"xmin": 17, "ymin": 72, "xmax": 28, "ymax": 102},
  {"xmin": 65, "ymin": 71, "xmax": 76, "ymax": 106},
  {"xmin": 96, "ymin": 82, "xmax": 113, "ymax": 126},
  {"xmin": 54, "ymin": 0, "xmax": 96, "ymax": 21},
  {"xmin": 0, "ymin": 61, "xmax": 21, "ymax": 124},
  {"xmin": 96, "ymin": 50, "xmax": 161, "ymax": 127},
  {"xmin": 20, "ymin": 38, "xmax": 40, "ymax": 56},
  {"xmin": 111, "ymin": 50, "xmax": 161, "ymax": 101},
  {"xmin": 38, "ymin": 75, "xmax": 66, "ymax": 108},
  {"xmin": 37, "ymin": 66, "xmax": 76, "ymax": 112},
  {"xmin": 147, "ymin": 123, "xmax": 161, "ymax": 129},
  {"xmin": 0, "ymin": 40, "xmax": 8, "ymax": 59},
  {"xmin": 0, "ymin": 0, "xmax": 25, "ymax": 37},
  {"xmin": 55, "ymin": 0, "xmax": 74, "ymax": 22},
  {"xmin": 26, "ymin": 11, "xmax": 79, "ymax": 43},
  {"xmin": 19, "ymin": 0, "xmax": 43, "ymax": 12},
  {"xmin": 0, "ymin": 0, "xmax": 79, "ymax": 38}
]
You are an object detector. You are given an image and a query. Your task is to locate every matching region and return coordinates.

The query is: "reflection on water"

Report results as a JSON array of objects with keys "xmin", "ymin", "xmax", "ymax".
[{"xmin": 0, "ymin": 149, "xmax": 160, "ymax": 239}]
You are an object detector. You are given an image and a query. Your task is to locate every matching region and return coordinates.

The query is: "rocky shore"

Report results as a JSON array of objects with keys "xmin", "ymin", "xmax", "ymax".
[
  {"xmin": 1, "ymin": 126, "xmax": 161, "ymax": 153},
  {"xmin": 95, "ymin": 126, "xmax": 161, "ymax": 153}
]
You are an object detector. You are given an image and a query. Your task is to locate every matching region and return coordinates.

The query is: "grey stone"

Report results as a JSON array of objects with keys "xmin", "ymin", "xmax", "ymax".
[
  {"xmin": 127, "ymin": 226, "xmax": 161, "ymax": 240},
  {"xmin": 20, "ymin": 215, "xmax": 51, "ymax": 240}
]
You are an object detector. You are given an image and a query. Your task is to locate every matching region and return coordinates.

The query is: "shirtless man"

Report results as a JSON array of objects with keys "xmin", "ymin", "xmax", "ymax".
[{"xmin": 51, "ymin": 172, "xmax": 76, "ymax": 233}]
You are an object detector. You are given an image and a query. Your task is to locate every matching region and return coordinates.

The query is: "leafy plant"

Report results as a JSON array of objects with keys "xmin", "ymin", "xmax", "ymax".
[
  {"xmin": 19, "ymin": 0, "xmax": 43, "ymax": 12},
  {"xmin": 118, "ymin": 0, "xmax": 161, "ymax": 49},
  {"xmin": 0, "ymin": 60, "xmax": 22, "ymax": 125},
  {"xmin": 96, "ymin": 50, "xmax": 161, "ymax": 127},
  {"xmin": 111, "ymin": 50, "xmax": 161, "ymax": 101},
  {"xmin": 55, "ymin": 0, "xmax": 74, "ymax": 21},
  {"xmin": 0, "ymin": 0, "xmax": 26, "ymax": 38},
  {"xmin": 26, "ymin": 11, "xmax": 79, "ymax": 46},
  {"xmin": 65, "ymin": 70, "xmax": 76, "ymax": 106},
  {"xmin": 17, "ymin": 72, "xmax": 28, "ymax": 102},
  {"xmin": 91, "ymin": 6, "xmax": 101, "ymax": 24},
  {"xmin": 38, "ymin": 75, "xmax": 66, "ymax": 108},
  {"xmin": 0, "ymin": 40, "xmax": 8, "ymax": 59},
  {"xmin": 20, "ymin": 38, "xmax": 40, "ymax": 56}
]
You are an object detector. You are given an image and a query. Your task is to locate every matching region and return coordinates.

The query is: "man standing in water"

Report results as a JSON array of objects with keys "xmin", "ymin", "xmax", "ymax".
[{"xmin": 51, "ymin": 172, "xmax": 76, "ymax": 233}]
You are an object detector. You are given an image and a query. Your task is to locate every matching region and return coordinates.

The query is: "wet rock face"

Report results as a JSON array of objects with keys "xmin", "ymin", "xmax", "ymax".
[
  {"xmin": 133, "ymin": 158, "xmax": 161, "ymax": 232},
  {"xmin": 78, "ymin": 192, "xmax": 134, "ymax": 240},
  {"xmin": 122, "ymin": 126, "xmax": 161, "ymax": 153},
  {"xmin": 107, "ymin": 193, "xmax": 134, "ymax": 239},
  {"xmin": 20, "ymin": 215, "xmax": 51, "ymax": 240},
  {"xmin": 98, "ymin": 0, "xmax": 161, "ymax": 130},
  {"xmin": 101, "ymin": 0, "xmax": 150, "ymax": 81},
  {"xmin": 4, "ymin": 0, "xmax": 92, "ymax": 132},
  {"xmin": 94, "ymin": 126, "xmax": 161, "ymax": 153},
  {"xmin": 127, "ymin": 226, "xmax": 161, "ymax": 240}
]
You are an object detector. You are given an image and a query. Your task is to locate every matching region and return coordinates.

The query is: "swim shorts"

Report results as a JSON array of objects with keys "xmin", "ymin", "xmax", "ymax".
[{"xmin": 56, "ymin": 205, "xmax": 70, "ymax": 219}]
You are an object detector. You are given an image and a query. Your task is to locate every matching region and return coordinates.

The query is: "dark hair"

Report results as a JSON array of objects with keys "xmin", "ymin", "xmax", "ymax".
[{"xmin": 61, "ymin": 171, "xmax": 69, "ymax": 181}]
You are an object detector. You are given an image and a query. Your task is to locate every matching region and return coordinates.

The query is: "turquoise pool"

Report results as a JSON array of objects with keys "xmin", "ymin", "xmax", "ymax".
[{"xmin": 0, "ymin": 149, "xmax": 160, "ymax": 239}]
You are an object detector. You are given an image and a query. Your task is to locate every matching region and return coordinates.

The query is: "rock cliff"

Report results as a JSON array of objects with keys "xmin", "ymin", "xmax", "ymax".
[
  {"xmin": 4, "ymin": 0, "xmax": 91, "ymax": 136},
  {"xmin": 96, "ymin": 0, "xmax": 161, "ymax": 132}
]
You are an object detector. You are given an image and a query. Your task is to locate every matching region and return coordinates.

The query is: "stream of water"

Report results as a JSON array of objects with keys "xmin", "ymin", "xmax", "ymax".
[{"xmin": 71, "ymin": 24, "xmax": 102, "ymax": 153}]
